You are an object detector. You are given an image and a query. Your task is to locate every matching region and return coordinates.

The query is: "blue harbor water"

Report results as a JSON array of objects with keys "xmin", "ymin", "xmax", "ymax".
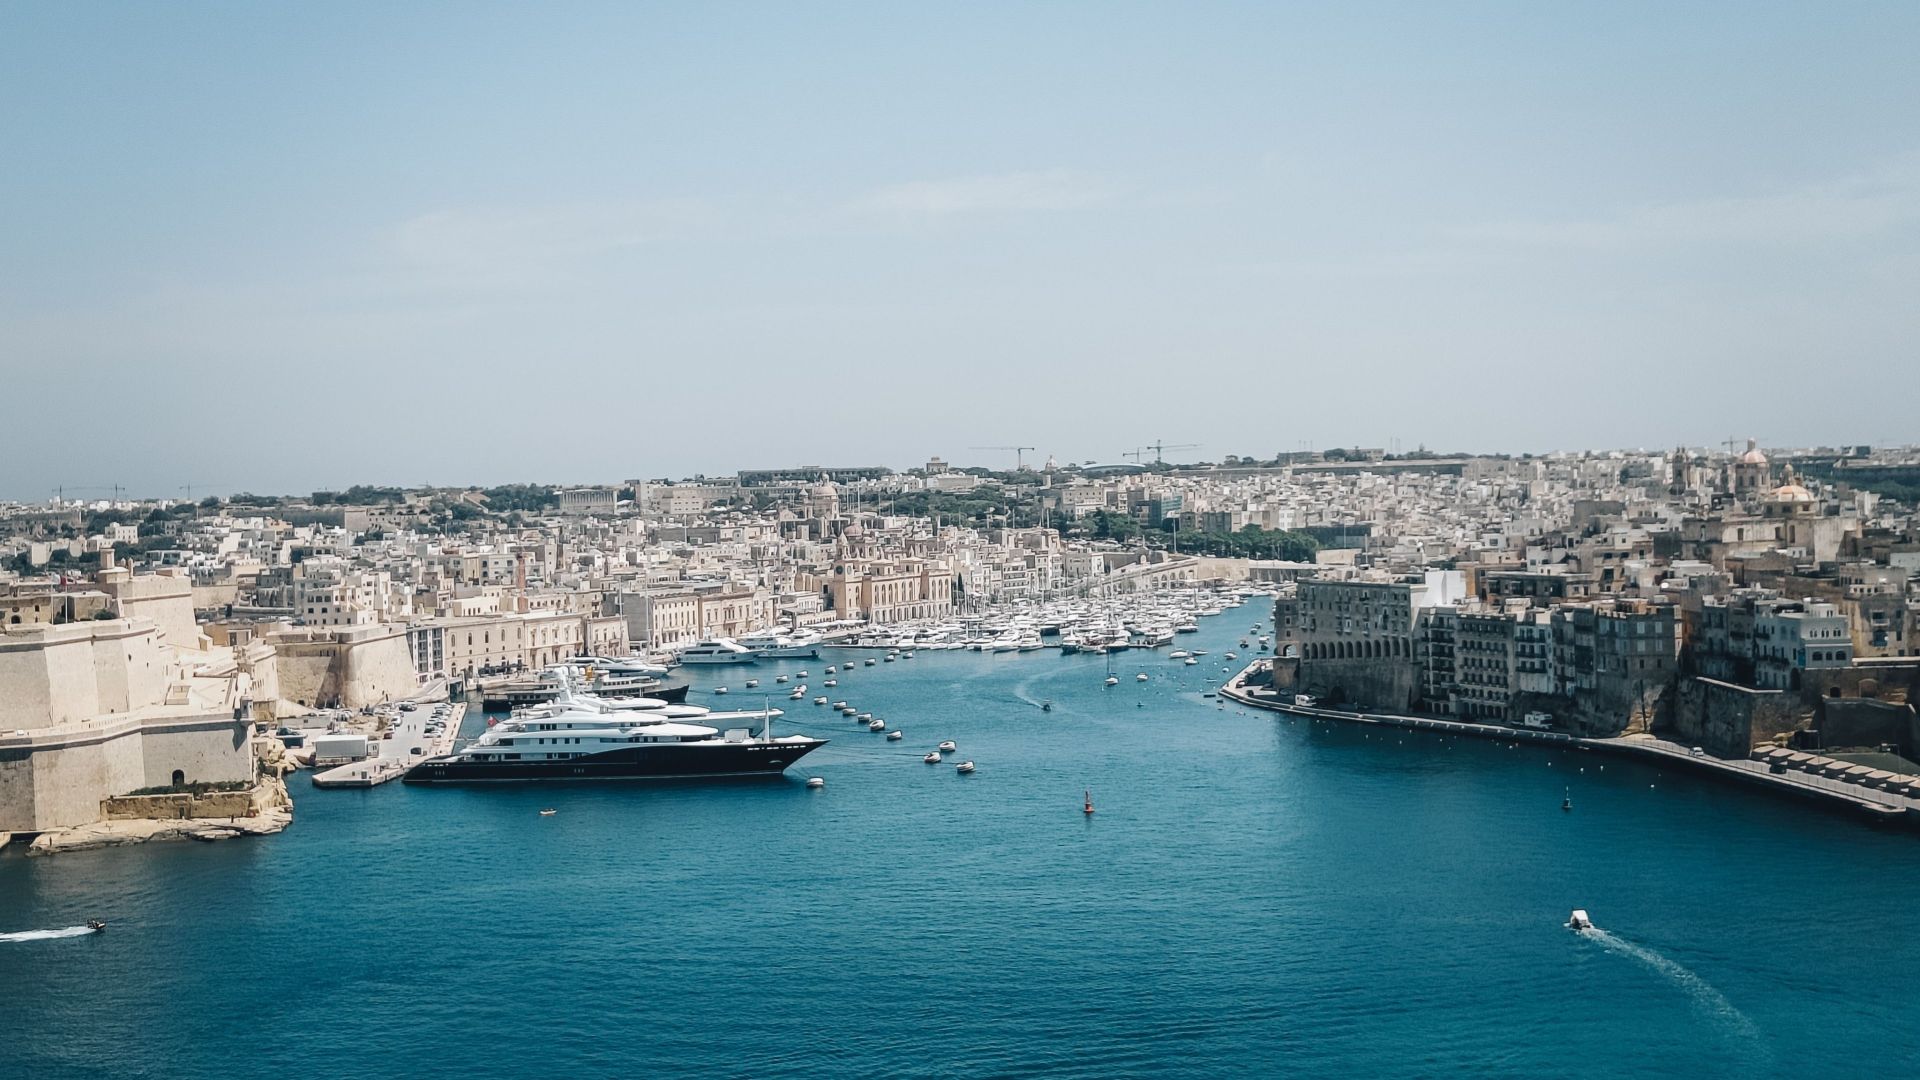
[{"xmin": 6, "ymin": 610, "xmax": 1920, "ymax": 1078}]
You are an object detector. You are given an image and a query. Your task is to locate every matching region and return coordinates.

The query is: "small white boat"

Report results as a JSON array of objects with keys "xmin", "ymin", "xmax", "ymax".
[
  {"xmin": 924, "ymin": 751, "xmax": 942, "ymax": 764},
  {"xmin": 1184, "ymin": 658, "xmax": 1198, "ymax": 666},
  {"xmin": 1169, "ymin": 650, "xmax": 1190, "ymax": 659},
  {"xmin": 538, "ymin": 808, "xmax": 557, "ymax": 816},
  {"xmin": 1105, "ymin": 676, "xmax": 1120, "ymax": 687},
  {"xmin": 806, "ymin": 777, "xmax": 825, "ymax": 789},
  {"xmin": 826, "ymin": 665, "xmax": 837, "ymax": 674},
  {"xmin": 776, "ymin": 675, "xmax": 789, "ymax": 684},
  {"xmin": 884, "ymin": 654, "xmax": 897, "ymax": 662},
  {"xmin": 857, "ymin": 712, "xmax": 873, "ymax": 721},
  {"xmin": 938, "ymin": 740, "xmax": 957, "ymax": 753},
  {"xmin": 824, "ymin": 679, "xmax": 838, "ymax": 687},
  {"xmin": 1567, "ymin": 909, "xmax": 1594, "ymax": 931},
  {"xmin": 832, "ymin": 701, "xmax": 848, "ymax": 709},
  {"xmin": 1136, "ymin": 673, "xmax": 1149, "ymax": 682},
  {"xmin": 789, "ymin": 690, "xmax": 804, "ymax": 700},
  {"xmin": 865, "ymin": 658, "xmax": 877, "ymax": 666},
  {"xmin": 745, "ymin": 679, "xmax": 759, "ymax": 688},
  {"xmin": 868, "ymin": 719, "xmax": 887, "ymax": 732},
  {"xmin": 797, "ymin": 670, "xmax": 809, "ymax": 679},
  {"xmin": 955, "ymin": 760, "xmax": 976, "ymax": 774},
  {"xmin": 903, "ymin": 651, "xmax": 915, "ymax": 659},
  {"xmin": 814, "ymin": 696, "xmax": 828, "ymax": 705},
  {"xmin": 887, "ymin": 730, "xmax": 903, "ymax": 741},
  {"xmin": 1225, "ymin": 652, "xmax": 1238, "ymax": 660},
  {"xmin": 714, "ymin": 686, "xmax": 729, "ymax": 695}
]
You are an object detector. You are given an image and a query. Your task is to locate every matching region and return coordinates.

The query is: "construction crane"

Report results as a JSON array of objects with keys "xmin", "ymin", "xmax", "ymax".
[
  {"xmin": 1124, "ymin": 441, "xmax": 1200, "ymax": 464},
  {"xmin": 970, "ymin": 446, "xmax": 1037, "ymax": 470}
]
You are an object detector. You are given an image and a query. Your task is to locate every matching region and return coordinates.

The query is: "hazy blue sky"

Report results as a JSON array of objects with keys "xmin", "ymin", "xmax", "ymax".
[{"xmin": 3, "ymin": 2, "xmax": 1916, "ymax": 500}]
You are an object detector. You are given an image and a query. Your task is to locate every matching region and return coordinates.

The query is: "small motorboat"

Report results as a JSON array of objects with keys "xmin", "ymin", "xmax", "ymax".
[
  {"xmin": 714, "ymin": 687, "xmax": 728, "ymax": 695},
  {"xmin": 826, "ymin": 665, "xmax": 837, "ymax": 674},
  {"xmin": 745, "ymin": 679, "xmax": 759, "ymax": 688},
  {"xmin": 1239, "ymin": 639, "xmax": 1250, "ymax": 648},
  {"xmin": 924, "ymin": 751, "xmax": 942, "ymax": 764},
  {"xmin": 903, "ymin": 651, "xmax": 915, "ymax": 659},
  {"xmin": 857, "ymin": 712, "xmax": 873, "ymax": 721},
  {"xmin": 1083, "ymin": 790, "xmax": 1095, "ymax": 815},
  {"xmin": 955, "ymin": 760, "xmax": 976, "ymax": 774},
  {"xmin": 887, "ymin": 730, "xmax": 903, "ymax": 740},
  {"xmin": 865, "ymin": 658, "xmax": 877, "ymax": 666},
  {"xmin": 538, "ymin": 809, "xmax": 557, "ymax": 817},
  {"xmin": 832, "ymin": 701, "xmax": 848, "ymax": 709},
  {"xmin": 1136, "ymin": 673, "xmax": 1149, "ymax": 682},
  {"xmin": 1104, "ymin": 676, "xmax": 1119, "ymax": 687},
  {"xmin": 814, "ymin": 696, "xmax": 828, "ymax": 705},
  {"xmin": 806, "ymin": 777, "xmax": 825, "ymax": 789},
  {"xmin": 1183, "ymin": 658, "xmax": 1198, "ymax": 666},
  {"xmin": 1567, "ymin": 909, "xmax": 1593, "ymax": 931},
  {"xmin": 1169, "ymin": 650, "xmax": 1190, "ymax": 659},
  {"xmin": 938, "ymin": 740, "xmax": 957, "ymax": 753},
  {"xmin": 85, "ymin": 920, "xmax": 107, "ymax": 933},
  {"xmin": 776, "ymin": 675, "xmax": 789, "ymax": 684},
  {"xmin": 1041, "ymin": 701, "xmax": 1053, "ymax": 712},
  {"xmin": 868, "ymin": 719, "xmax": 887, "ymax": 732},
  {"xmin": 1225, "ymin": 652, "xmax": 1238, "ymax": 660},
  {"xmin": 789, "ymin": 690, "xmax": 805, "ymax": 700},
  {"xmin": 884, "ymin": 654, "xmax": 896, "ymax": 662}
]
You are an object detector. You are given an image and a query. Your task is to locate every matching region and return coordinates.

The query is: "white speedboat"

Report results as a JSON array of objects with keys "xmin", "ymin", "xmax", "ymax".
[
  {"xmin": 1567, "ymin": 909, "xmax": 1594, "ymax": 931},
  {"xmin": 813, "ymin": 696, "xmax": 828, "ymax": 705},
  {"xmin": 937, "ymin": 740, "xmax": 957, "ymax": 753},
  {"xmin": 924, "ymin": 751, "xmax": 942, "ymax": 764},
  {"xmin": 955, "ymin": 760, "xmax": 976, "ymax": 774},
  {"xmin": 1136, "ymin": 673, "xmax": 1149, "ymax": 682},
  {"xmin": 1105, "ymin": 676, "xmax": 1119, "ymax": 687},
  {"xmin": 868, "ymin": 719, "xmax": 887, "ymax": 732}
]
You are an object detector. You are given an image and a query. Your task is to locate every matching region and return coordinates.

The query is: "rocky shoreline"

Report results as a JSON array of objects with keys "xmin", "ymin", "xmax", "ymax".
[{"xmin": 25, "ymin": 771, "xmax": 294, "ymax": 857}]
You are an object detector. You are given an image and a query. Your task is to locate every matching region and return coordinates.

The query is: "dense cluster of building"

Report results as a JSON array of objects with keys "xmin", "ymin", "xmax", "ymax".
[
  {"xmin": 4, "ymin": 442, "xmax": 1917, "ymax": 836},
  {"xmin": 1270, "ymin": 442, "xmax": 1920, "ymax": 759}
]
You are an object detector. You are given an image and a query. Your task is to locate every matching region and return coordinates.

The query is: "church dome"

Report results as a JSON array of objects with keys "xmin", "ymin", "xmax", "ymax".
[{"xmin": 1738, "ymin": 439, "xmax": 1768, "ymax": 466}]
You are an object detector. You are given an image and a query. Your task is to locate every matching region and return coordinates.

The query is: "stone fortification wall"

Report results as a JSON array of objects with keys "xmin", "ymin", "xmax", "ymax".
[
  {"xmin": 1294, "ymin": 658, "xmax": 1418, "ymax": 712},
  {"xmin": 0, "ymin": 713, "xmax": 255, "ymax": 833},
  {"xmin": 271, "ymin": 626, "xmax": 417, "ymax": 709},
  {"xmin": 103, "ymin": 789, "xmax": 255, "ymax": 820},
  {"xmin": 0, "ymin": 620, "xmax": 171, "ymax": 728},
  {"xmin": 1817, "ymin": 699, "xmax": 1920, "ymax": 756},
  {"xmin": 1667, "ymin": 676, "xmax": 1802, "ymax": 758}
]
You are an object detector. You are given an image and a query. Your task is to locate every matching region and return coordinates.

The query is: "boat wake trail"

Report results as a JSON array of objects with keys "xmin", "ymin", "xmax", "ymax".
[
  {"xmin": 0, "ymin": 926, "xmax": 96, "ymax": 943},
  {"xmin": 1579, "ymin": 928, "xmax": 1766, "ymax": 1054}
]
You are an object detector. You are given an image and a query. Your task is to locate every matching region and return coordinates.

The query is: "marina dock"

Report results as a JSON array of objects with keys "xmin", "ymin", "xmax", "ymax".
[{"xmin": 311, "ymin": 702, "xmax": 467, "ymax": 788}]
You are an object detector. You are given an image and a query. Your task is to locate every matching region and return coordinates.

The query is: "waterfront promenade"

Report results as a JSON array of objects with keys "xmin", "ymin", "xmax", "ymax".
[{"xmin": 1220, "ymin": 663, "xmax": 1920, "ymax": 828}]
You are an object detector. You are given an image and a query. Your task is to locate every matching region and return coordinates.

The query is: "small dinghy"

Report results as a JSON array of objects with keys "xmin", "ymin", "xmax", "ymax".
[
  {"xmin": 1104, "ymin": 676, "xmax": 1119, "ymax": 687},
  {"xmin": 955, "ymin": 760, "xmax": 976, "ymax": 774},
  {"xmin": 886, "ymin": 730, "xmax": 903, "ymax": 740},
  {"xmin": 924, "ymin": 751, "xmax": 942, "ymax": 764},
  {"xmin": 814, "ymin": 696, "xmax": 828, "ymax": 705},
  {"xmin": 1136, "ymin": 673, "xmax": 1149, "ymax": 682},
  {"xmin": 937, "ymin": 740, "xmax": 957, "ymax": 753},
  {"xmin": 868, "ymin": 718, "xmax": 887, "ymax": 732},
  {"xmin": 539, "ymin": 809, "xmax": 557, "ymax": 817},
  {"xmin": 806, "ymin": 777, "xmax": 825, "ymax": 789}
]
